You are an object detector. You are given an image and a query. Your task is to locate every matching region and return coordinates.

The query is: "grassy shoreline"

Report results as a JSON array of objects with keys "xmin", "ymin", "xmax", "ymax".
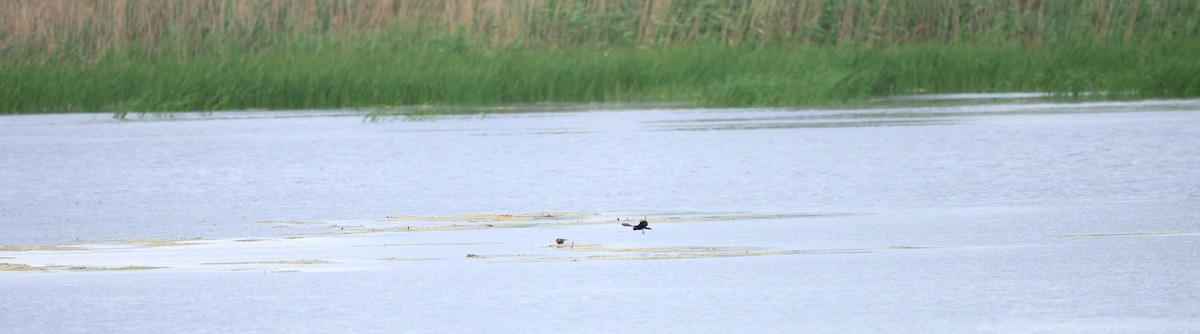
[
  {"xmin": 4, "ymin": 42, "xmax": 1199, "ymax": 115},
  {"xmin": 3, "ymin": 0, "xmax": 1199, "ymax": 114}
]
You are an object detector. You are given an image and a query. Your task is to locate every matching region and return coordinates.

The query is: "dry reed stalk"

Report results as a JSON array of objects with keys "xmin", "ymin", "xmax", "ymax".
[
  {"xmin": 1124, "ymin": 0, "xmax": 1141, "ymax": 42},
  {"xmin": 836, "ymin": 0, "xmax": 857, "ymax": 46},
  {"xmin": 3, "ymin": 0, "xmax": 1199, "ymax": 62},
  {"xmin": 866, "ymin": 0, "xmax": 889, "ymax": 46}
]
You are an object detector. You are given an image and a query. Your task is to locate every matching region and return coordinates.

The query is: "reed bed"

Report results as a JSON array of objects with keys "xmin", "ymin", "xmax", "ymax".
[
  {"xmin": 2, "ymin": 0, "xmax": 1198, "ymax": 114},
  {"xmin": 5, "ymin": 0, "xmax": 1198, "ymax": 60},
  {"xmin": 6, "ymin": 43, "xmax": 1197, "ymax": 114}
]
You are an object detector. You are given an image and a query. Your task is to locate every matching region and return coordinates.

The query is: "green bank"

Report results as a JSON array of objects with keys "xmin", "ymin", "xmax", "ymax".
[
  {"xmin": 3, "ymin": 0, "xmax": 1199, "ymax": 114},
  {"xmin": 4, "ymin": 42, "xmax": 1199, "ymax": 115}
]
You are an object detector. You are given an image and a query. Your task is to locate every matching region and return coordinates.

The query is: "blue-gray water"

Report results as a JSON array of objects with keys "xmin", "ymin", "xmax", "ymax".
[{"xmin": 2, "ymin": 97, "xmax": 1199, "ymax": 333}]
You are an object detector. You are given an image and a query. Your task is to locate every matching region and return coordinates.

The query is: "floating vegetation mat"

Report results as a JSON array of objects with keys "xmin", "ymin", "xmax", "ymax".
[
  {"xmin": 0, "ymin": 210, "xmax": 886, "ymax": 273},
  {"xmin": 53, "ymin": 265, "xmax": 166, "ymax": 271},
  {"xmin": 109, "ymin": 238, "xmax": 206, "ymax": 247},
  {"xmin": 0, "ymin": 263, "xmax": 40, "ymax": 271},
  {"xmin": 376, "ymin": 257, "xmax": 440, "ymax": 262},
  {"xmin": 313, "ymin": 211, "xmax": 850, "ymax": 236},
  {"xmin": 203, "ymin": 260, "xmax": 332, "ymax": 265},
  {"xmin": 0, "ymin": 245, "xmax": 83, "ymax": 252},
  {"xmin": 0, "ymin": 263, "xmax": 164, "ymax": 272},
  {"xmin": 383, "ymin": 242, "xmax": 501, "ymax": 247},
  {"xmin": 386, "ymin": 211, "xmax": 603, "ymax": 222}
]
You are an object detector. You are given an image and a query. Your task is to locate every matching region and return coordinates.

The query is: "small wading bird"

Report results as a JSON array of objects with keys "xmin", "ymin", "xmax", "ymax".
[{"xmin": 622, "ymin": 217, "xmax": 651, "ymax": 234}]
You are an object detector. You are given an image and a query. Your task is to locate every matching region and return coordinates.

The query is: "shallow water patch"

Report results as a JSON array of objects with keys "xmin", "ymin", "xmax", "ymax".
[
  {"xmin": 540, "ymin": 243, "xmax": 874, "ymax": 262},
  {"xmin": 888, "ymin": 246, "xmax": 942, "ymax": 250},
  {"xmin": 656, "ymin": 119, "xmax": 955, "ymax": 132}
]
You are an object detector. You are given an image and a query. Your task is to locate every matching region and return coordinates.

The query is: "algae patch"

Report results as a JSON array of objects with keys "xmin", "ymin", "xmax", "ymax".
[
  {"xmin": 203, "ymin": 260, "xmax": 332, "ymax": 265},
  {"xmin": 307, "ymin": 210, "xmax": 844, "ymax": 236},
  {"xmin": 383, "ymin": 242, "xmax": 500, "ymax": 247},
  {"xmin": 53, "ymin": 265, "xmax": 166, "ymax": 271},
  {"xmin": 0, "ymin": 245, "xmax": 84, "ymax": 252},
  {"xmin": 1, "ymin": 263, "xmax": 41, "ymax": 271},
  {"xmin": 387, "ymin": 211, "xmax": 600, "ymax": 222},
  {"xmin": 112, "ymin": 237, "xmax": 205, "ymax": 247},
  {"xmin": 258, "ymin": 220, "xmax": 321, "ymax": 225},
  {"xmin": 226, "ymin": 268, "xmax": 300, "ymax": 273},
  {"xmin": 464, "ymin": 253, "xmax": 536, "ymax": 259},
  {"xmin": 329, "ymin": 223, "xmax": 540, "ymax": 234},
  {"xmin": 377, "ymin": 257, "xmax": 440, "ymax": 262},
  {"xmin": 6, "ymin": 264, "xmax": 167, "ymax": 271}
]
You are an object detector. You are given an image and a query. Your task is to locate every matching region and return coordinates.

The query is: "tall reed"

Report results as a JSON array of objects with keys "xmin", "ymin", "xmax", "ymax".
[
  {"xmin": 2, "ymin": 0, "xmax": 1198, "ymax": 114},
  {"xmin": 3, "ymin": 0, "xmax": 1199, "ymax": 62},
  {"xmin": 5, "ymin": 42, "xmax": 1197, "ymax": 114}
]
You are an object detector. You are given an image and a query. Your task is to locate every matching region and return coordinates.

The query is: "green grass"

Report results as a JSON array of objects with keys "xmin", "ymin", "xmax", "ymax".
[
  {"xmin": 3, "ymin": 41, "xmax": 1199, "ymax": 115},
  {"xmin": 4, "ymin": 1, "xmax": 1199, "ymax": 115}
]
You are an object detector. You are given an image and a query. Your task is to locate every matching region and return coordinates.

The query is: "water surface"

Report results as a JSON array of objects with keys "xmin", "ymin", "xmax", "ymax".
[{"xmin": 2, "ymin": 98, "xmax": 1198, "ymax": 333}]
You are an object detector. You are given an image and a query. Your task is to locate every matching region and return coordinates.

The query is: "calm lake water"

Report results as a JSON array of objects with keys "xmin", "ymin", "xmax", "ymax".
[{"xmin": 2, "ymin": 96, "xmax": 1199, "ymax": 333}]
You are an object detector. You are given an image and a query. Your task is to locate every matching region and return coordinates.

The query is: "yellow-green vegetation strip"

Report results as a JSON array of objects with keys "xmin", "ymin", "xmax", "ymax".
[
  {"xmin": 464, "ymin": 253, "xmax": 537, "ymax": 259},
  {"xmin": 383, "ymin": 242, "xmax": 500, "ymax": 247},
  {"xmin": 227, "ymin": 268, "xmax": 299, "ymax": 273},
  {"xmin": 202, "ymin": 260, "xmax": 332, "ymax": 265},
  {"xmin": 377, "ymin": 258, "xmax": 439, "ymax": 262},
  {"xmin": 565, "ymin": 245, "xmax": 762, "ymax": 253},
  {"xmin": 0, "ymin": 245, "xmax": 84, "ymax": 252},
  {"xmin": 331, "ymin": 212, "xmax": 825, "ymax": 236},
  {"xmin": 56, "ymin": 265, "xmax": 166, "ymax": 271},
  {"xmin": 113, "ymin": 237, "xmax": 205, "ymax": 247},
  {"xmin": 258, "ymin": 220, "xmax": 321, "ymax": 225},
  {"xmin": 1054, "ymin": 232, "xmax": 1184, "ymax": 237},
  {"xmin": 329, "ymin": 223, "xmax": 541, "ymax": 234},
  {"xmin": 387, "ymin": 211, "xmax": 600, "ymax": 222},
  {"xmin": 548, "ymin": 243, "xmax": 603, "ymax": 249},
  {"xmin": 386, "ymin": 212, "xmax": 818, "ymax": 224},
  {"xmin": 0, "ymin": 263, "xmax": 42, "ymax": 271}
]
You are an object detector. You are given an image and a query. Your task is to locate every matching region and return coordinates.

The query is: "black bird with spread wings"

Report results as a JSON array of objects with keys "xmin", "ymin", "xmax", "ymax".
[{"xmin": 621, "ymin": 218, "xmax": 651, "ymax": 234}]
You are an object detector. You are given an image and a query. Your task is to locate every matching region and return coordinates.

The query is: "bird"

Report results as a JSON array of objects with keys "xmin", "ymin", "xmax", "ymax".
[
  {"xmin": 556, "ymin": 238, "xmax": 567, "ymax": 245},
  {"xmin": 621, "ymin": 217, "xmax": 651, "ymax": 234}
]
